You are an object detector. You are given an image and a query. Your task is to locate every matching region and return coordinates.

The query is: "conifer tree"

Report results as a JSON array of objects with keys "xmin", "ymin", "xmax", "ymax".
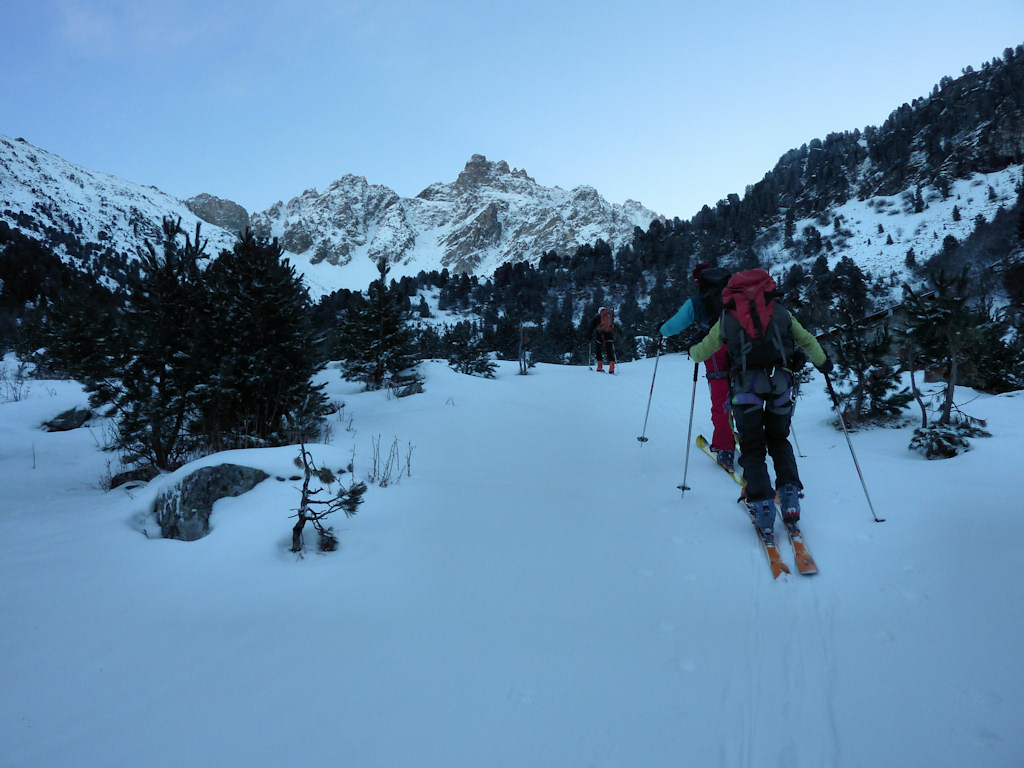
[
  {"xmin": 87, "ymin": 217, "xmax": 209, "ymax": 470},
  {"xmin": 198, "ymin": 230, "xmax": 327, "ymax": 449},
  {"xmin": 337, "ymin": 260, "xmax": 421, "ymax": 392},
  {"xmin": 830, "ymin": 322, "xmax": 911, "ymax": 426},
  {"xmin": 833, "ymin": 255, "xmax": 870, "ymax": 322},
  {"xmin": 901, "ymin": 267, "xmax": 982, "ymax": 424},
  {"xmin": 446, "ymin": 320, "xmax": 497, "ymax": 377}
]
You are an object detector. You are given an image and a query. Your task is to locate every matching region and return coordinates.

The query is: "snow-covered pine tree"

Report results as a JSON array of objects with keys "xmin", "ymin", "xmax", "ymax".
[
  {"xmin": 337, "ymin": 259, "xmax": 422, "ymax": 393},
  {"xmin": 88, "ymin": 217, "xmax": 210, "ymax": 470},
  {"xmin": 901, "ymin": 268, "xmax": 994, "ymax": 457},
  {"xmin": 446, "ymin": 320, "xmax": 496, "ymax": 378},
  {"xmin": 197, "ymin": 230, "xmax": 328, "ymax": 449},
  {"xmin": 830, "ymin": 322, "xmax": 911, "ymax": 426},
  {"xmin": 902, "ymin": 267, "xmax": 981, "ymax": 424}
]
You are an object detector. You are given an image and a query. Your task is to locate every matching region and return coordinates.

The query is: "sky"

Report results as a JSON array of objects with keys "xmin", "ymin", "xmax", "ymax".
[{"xmin": 3, "ymin": 1, "xmax": 1024, "ymax": 220}]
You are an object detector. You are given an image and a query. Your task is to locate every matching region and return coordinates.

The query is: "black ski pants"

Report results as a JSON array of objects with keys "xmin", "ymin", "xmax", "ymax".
[
  {"xmin": 734, "ymin": 400, "xmax": 800, "ymax": 503},
  {"xmin": 594, "ymin": 332, "xmax": 616, "ymax": 363}
]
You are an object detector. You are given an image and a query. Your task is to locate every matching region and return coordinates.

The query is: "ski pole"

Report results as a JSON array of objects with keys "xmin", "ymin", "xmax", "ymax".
[
  {"xmin": 825, "ymin": 374, "xmax": 884, "ymax": 523},
  {"xmin": 679, "ymin": 362, "xmax": 699, "ymax": 496},
  {"xmin": 637, "ymin": 341, "xmax": 662, "ymax": 443},
  {"xmin": 790, "ymin": 383, "xmax": 806, "ymax": 458},
  {"xmin": 791, "ymin": 423, "xmax": 805, "ymax": 458}
]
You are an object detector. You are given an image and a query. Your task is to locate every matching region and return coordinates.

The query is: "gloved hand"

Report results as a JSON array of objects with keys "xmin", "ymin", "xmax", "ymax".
[{"xmin": 816, "ymin": 355, "xmax": 834, "ymax": 375}]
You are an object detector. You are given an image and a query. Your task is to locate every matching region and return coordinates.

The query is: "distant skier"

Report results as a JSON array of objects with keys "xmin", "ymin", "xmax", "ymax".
[
  {"xmin": 687, "ymin": 268, "xmax": 832, "ymax": 537},
  {"xmin": 588, "ymin": 306, "xmax": 617, "ymax": 373},
  {"xmin": 660, "ymin": 263, "xmax": 735, "ymax": 470}
]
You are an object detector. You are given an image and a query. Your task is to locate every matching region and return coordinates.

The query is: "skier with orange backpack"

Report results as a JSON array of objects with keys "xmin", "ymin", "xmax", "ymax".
[
  {"xmin": 587, "ymin": 306, "xmax": 618, "ymax": 373},
  {"xmin": 687, "ymin": 268, "xmax": 832, "ymax": 538}
]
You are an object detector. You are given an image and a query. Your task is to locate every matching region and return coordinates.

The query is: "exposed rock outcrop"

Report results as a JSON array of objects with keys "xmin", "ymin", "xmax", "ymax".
[
  {"xmin": 154, "ymin": 463, "xmax": 269, "ymax": 541},
  {"xmin": 41, "ymin": 407, "xmax": 92, "ymax": 432},
  {"xmin": 184, "ymin": 193, "xmax": 251, "ymax": 235}
]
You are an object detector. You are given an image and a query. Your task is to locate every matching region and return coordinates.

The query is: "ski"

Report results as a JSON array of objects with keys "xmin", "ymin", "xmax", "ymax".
[
  {"xmin": 695, "ymin": 434, "xmax": 812, "ymax": 579},
  {"xmin": 695, "ymin": 434, "xmax": 745, "ymax": 487},
  {"xmin": 739, "ymin": 497, "xmax": 789, "ymax": 579},
  {"xmin": 784, "ymin": 522, "xmax": 818, "ymax": 575}
]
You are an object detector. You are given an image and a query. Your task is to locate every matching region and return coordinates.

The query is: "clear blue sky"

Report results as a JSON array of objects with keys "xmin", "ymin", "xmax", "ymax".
[{"xmin": 3, "ymin": 0, "xmax": 1023, "ymax": 220}]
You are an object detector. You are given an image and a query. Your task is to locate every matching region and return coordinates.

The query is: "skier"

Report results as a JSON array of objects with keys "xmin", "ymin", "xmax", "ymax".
[
  {"xmin": 660, "ymin": 263, "xmax": 735, "ymax": 471},
  {"xmin": 687, "ymin": 268, "xmax": 832, "ymax": 536},
  {"xmin": 588, "ymin": 306, "xmax": 617, "ymax": 373}
]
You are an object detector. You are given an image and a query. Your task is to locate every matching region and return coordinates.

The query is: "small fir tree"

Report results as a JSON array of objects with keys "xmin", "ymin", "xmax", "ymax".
[
  {"xmin": 337, "ymin": 260, "xmax": 421, "ymax": 393},
  {"xmin": 830, "ymin": 322, "xmax": 912, "ymax": 426},
  {"xmin": 901, "ymin": 268, "xmax": 979, "ymax": 424},
  {"xmin": 901, "ymin": 268, "xmax": 993, "ymax": 457},
  {"xmin": 446, "ymin": 320, "xmax": 497, "ymax": 377}
]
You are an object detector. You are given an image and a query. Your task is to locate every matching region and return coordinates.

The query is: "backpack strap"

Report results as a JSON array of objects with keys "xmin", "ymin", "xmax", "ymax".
[{"xmin": 768, "ymin": 308, "xmax": 789, "ymax": 367}]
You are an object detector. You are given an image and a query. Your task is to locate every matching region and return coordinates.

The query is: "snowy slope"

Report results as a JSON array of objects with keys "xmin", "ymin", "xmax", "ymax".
[
  {"xmin": 0, "ymin": 136, "xmax": 240, "ymax": 263},
  {"xmin": 761, "ymin": 165, "xmax": 1023, "ymax": 301},
  {"xmin": 2, "ymin": 355, "xmax": 1022, "ymax": 767}
]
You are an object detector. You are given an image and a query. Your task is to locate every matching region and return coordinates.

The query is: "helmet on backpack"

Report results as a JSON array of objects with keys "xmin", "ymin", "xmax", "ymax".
[
  {"xmin": 692, "ymin": 262, "xmax": 712, "ymax": 283},
  {"xmin": 694, "ymin": 265, "xmax": 732, "ymax": 327}
]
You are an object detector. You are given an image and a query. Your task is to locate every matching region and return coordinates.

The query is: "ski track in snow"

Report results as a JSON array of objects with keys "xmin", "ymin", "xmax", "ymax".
[{"xmin": 2, "ymin": 355, "xmax": 1024, "ymax": 767}]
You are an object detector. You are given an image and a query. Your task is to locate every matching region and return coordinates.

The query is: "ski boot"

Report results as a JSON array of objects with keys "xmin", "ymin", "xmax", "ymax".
[
  {"xmin": 596, "ymin": 361, "xmax": 604, "ymax": 372},
  {"xmin": 746, "ymin": 498, "xmax": 777, "ymax": 539},
  {"xmin": 608, "ymin": 361, "xmax": 615, "ymax": 374},
  {"xmin": 715, "ymin": 449, "xmax": 735, "ymax": 472},
  {"xmin": 778, "ymin": 483, "xmax": 802, "ymax": 525}
]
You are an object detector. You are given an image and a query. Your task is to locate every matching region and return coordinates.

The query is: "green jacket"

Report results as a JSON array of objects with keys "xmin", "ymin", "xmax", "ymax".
[{"xmin": 688, "ymin": 311, "xmax": 827, "ymax": 369}]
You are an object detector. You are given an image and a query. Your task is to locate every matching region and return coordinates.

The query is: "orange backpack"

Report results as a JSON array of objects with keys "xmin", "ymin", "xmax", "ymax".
[{"xmin": 597, "ymin": 307, "xmax": 614, "ymax": 333}]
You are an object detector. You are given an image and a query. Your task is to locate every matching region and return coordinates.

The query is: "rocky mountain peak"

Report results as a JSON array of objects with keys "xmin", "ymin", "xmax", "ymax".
[
  {"xmin": 454, "ymin": 154, "xmax": 535, "ymax": 190},
  {"xmin": 184, "ymin": 194, "xmax": 250, "ymax": 235},
  {"xmin": 246, "ymin": 155, "xmax": 659, "ymax": 286}
]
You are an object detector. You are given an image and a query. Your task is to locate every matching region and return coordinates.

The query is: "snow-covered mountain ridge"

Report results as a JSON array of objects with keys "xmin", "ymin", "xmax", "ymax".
[
  {"xmin": 0, "ymin": 136, "xmax": 240, "ymax": 269},
  {"xmin": 251, "ymin": 154, "xmax": 660, "ymax": 291},
  {"xmin": 0, "ymin": 138, "xmax": 659, "ymax": 295}
]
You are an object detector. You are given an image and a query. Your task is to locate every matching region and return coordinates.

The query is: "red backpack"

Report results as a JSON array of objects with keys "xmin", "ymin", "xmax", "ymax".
[
  {"xmin": 721, "ymin": 269, "xmax": 794, "ymax": 370},
  {"xmin": 722, "ymin": 269, "xmax": 777, "ymax": 338},
  {"xmin": 597, "ymin": 307, "xmax": 614, "ymax": 333}
]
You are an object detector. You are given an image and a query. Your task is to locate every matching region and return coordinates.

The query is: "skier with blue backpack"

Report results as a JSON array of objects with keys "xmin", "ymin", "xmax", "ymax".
[{"xmin": 660, "ymin": 263, "xmax": 735, "ymax": 471}]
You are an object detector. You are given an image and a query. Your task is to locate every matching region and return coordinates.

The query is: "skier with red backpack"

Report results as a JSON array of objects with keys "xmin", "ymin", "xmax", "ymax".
[
  {"xmin": 660, "ymin": 263, "xmax": 735, "ymax": 471},
  {"xmin": 688, "ymin": 268, "xmax": 832, "ymax": 538},
  {"xmin": 587, "ymin": 306, "xmax": 617, "ymax": 373}
]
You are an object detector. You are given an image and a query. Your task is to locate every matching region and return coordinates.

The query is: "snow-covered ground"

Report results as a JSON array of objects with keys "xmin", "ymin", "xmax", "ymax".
[{"xmin": 2, "ymin": 355, "xmax": 1022, "ymax": 767}]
